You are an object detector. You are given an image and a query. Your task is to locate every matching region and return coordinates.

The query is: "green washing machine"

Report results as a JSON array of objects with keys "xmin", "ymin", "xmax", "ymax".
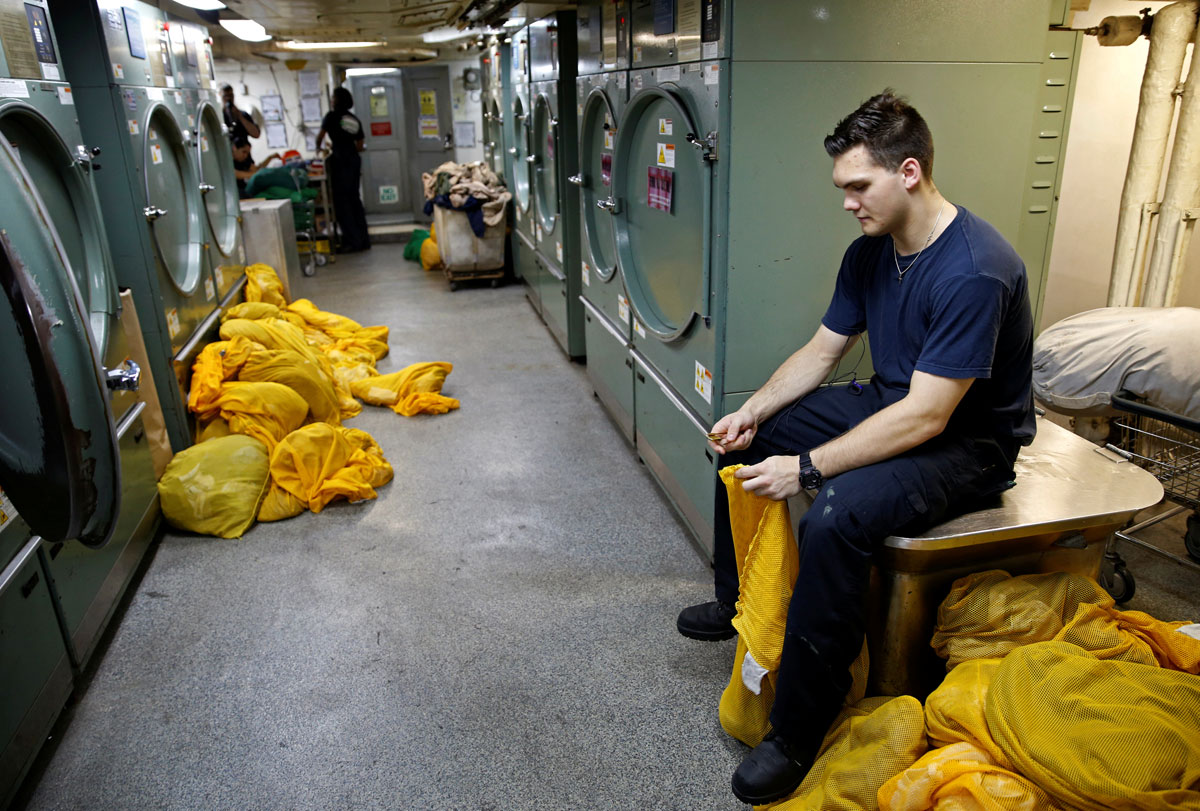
[
  {"xmin": 0, "ymin": 76, "xmax": 157, "ymax": 798},
  {"xmin": 50, "ymin": 0, "xmax": 216, "ymax": 453},
  {"xmin": 529, "ymin": 12, "xmax": 583, "ymax": 359},
  {"xmin": 574, "ymin": 0, "xmax": 632, "ymax": 439},
  {"xmin": 615, "ymin": 0, "xmax": 1072, "ymax": 554},
  {"xmin": 481, "ymin": 37, "xmax": 510, "ymax": 183},
  {"xmin": 509, "ymin": 25, "xmax": 541, "ymax": 309}
]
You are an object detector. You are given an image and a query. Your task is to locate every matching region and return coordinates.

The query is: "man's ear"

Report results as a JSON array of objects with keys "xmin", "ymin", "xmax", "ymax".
[{"xmin": 901, "ymin": 157, "xmax": 922, "ymax": 191}]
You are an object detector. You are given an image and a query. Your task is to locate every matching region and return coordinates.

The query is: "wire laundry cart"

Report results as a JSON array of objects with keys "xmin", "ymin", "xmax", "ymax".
[
  {"xmin": 282, "ymin": 161, "xmax": 327, "ymax": 277},
  {"xmin": 1100, "ymin": 392, "xmax": 1200, "ymax": 601}
]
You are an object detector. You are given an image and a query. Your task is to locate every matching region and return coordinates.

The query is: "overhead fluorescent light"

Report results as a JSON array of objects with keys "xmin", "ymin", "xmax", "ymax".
[
  {"xmin": 277, "ymin": 40, "xmax": 385, "ymax": 50},
  {"xmin": 503, "ymin": 17, "xmax": 525, "ymax": 28},
  {"xmin": 219, "ymin": 19, "xmax": 270, "ymax": 42},
  {"xmin": 421, "ymin": 27, "xmax": 471, "ymax": 44},
  {"xmin": 174, "ymin": 0, "xmax": 226, "ymax": 9},
  {"xmin": 344, "ymin": 67, "xmax": 399, "ymax": 76}
]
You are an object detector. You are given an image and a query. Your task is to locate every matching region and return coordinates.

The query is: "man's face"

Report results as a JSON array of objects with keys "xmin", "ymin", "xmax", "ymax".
[
  {"xmin": 233, "ymin": 144, "xmax": 251, "ymax": 161},
  {"xmin": 221, "ymin": 87, "xmax": 234, "ymax": 105},
  {"xmin": 832, "ymin": 144, "xmax": 909, "ymax": 238}
]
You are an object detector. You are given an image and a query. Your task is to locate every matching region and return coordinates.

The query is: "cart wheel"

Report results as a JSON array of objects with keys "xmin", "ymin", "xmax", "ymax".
[
  {"xmin": 315, "ymin": 253, "xmax": 328, "ymax": 267},
  {"xmin": 1099, "ymin": 556, "xmax": 1136, "ymax": 603},
  {"xmin": 490, "ymin": 278, "xmax": 500, "ymax": 288},
  {"xmin": 1185, "ymin": 512, "xmax": 1200, "ymax": 562},
  {"xmin": 302, "ymin": 258, "xmax": 316, "ymax": 277},
  {"xmin": 448, "ymin": 281, "xmax": 459, "ymax": 292}
]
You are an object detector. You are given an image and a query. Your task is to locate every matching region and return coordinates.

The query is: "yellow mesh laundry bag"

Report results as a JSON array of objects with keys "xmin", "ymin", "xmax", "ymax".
[
  {"xmin": 239, "ymin": 346, "xmax": 341, "ymax": 425},
  {"xmin": 206, "ymin": 381, "xmax": 309, "ymax": 452},
  {"xmin": 930, "ymin": 570, "xmax": 1111, "ymax": 669},
  {"xmin": 764, "ymin": 696, "xmax": 927, "ymax": 811},
  {"xmin": 219, "ymin": 317, "xmax": 327, "ymax": 372},
  {"xmin": 1056, "ymin": 600, "xmax": 1200, "ymax": 673},
  {"xmin": 188, "ymin": 337, "xmax": 261, "ymax": 413},
  {"xmin": 350, "ymin": 362, "xmax": 459, "ymax": 416},
  {"xmin": 878, "ymin": 741, "xmax": 1070, "ymax": 811},
  {"xmin": 196, "ymin": 415, "xmax": 231, "ymax": 442},
  {"xmin": 923, "ymin": 658, "xmax": 1009, "ymax": 765},
  {"xmin": 157, "ymin": 434, "xmax": 270, "ymax": 538},
  {"xmin": 987, "ymin": 641, "xmax": 1200, "ymax": 810},
  {"xmin": 244, "ymin": 263, "xmax": 288, "ymax": 306},
  {"xmin": 260, "ymin": 423, "xmax": 394, "ymax": 520},
  {"xmin": 221, "ymin": 301, "xmax": 282, "ymax": 322}
]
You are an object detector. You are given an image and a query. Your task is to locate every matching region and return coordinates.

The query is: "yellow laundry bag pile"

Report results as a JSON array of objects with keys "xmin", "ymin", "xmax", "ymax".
[
  {"xmin": 421, "ymin": 223, "xmax": 440, "ymax": 270},
  {"xmin": 258, "ymin": 424, "xmax": 394, "ymax": 522},
  {"xmin": 350, "ymin": 362, "xmax": 460, "ymax": 416},
  {"xmin": 157, "ymin": 434, "xmax": 270, "ymax": 539},
  {"xmin": 244, "ymin": 262, "xmax": 288, "ymax": 307}
]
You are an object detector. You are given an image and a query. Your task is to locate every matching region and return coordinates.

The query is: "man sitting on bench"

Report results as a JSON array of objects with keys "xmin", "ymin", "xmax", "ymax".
[{"xmin": 675, "ymin": 89, "xmax": 1037, "ymax": 805}]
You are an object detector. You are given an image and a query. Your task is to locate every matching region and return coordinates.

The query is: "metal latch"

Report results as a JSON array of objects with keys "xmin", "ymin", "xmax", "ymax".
[
  {"xmin": 508, "ymin": 147, "xmax": 518, "ymax": 156},
  {"xmin": 686, "ymin": 131, "xmax": 719, "ymax": 162},
  {"xmin": 596, "ymin": 197, "xmax": 619, "ymax": 214},
  {"xmin": 567, "ymin": 173, "xmax": 584, "ymax": 187},
  {"xmin": 143, "ymin": 206, "xmax": 167, "ymax": 221},
  {"xmin": 199, "ymin": 182, "xmax": 215, "ymax": 195},
  {"xmin": 105, "ymin": 359, "xmax": 141, "ymax": 391},
  {"xmin": 75, "ymin": 145, "xmax": 102, "ymax": 170},
  {"xmin": 525, "ymin": 155, "xmax": 537, "ymax": 164}
]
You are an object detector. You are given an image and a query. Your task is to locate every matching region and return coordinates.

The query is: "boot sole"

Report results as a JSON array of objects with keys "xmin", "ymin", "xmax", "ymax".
[
  {"xmin": 675, "ymin": 621, "xmax": 737, "ymax": 641},
  {"xmin": 730, "ymin": 769, "xmax": 806, "ymax": 805}
]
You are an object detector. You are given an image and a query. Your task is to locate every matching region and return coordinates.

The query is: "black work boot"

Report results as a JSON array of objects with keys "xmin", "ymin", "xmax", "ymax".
[
  {"xmin": 676, "ymin": 600, "xmax": 737, "ymax": 641},
  {"xmin": 730, "ymin": 730, "xmax": 810, "ymax": 804}
]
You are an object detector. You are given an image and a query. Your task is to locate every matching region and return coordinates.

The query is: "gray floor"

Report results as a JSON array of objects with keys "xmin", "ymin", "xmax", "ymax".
[{"xmin": 15, "ymin": 247, "xmax": 1200, "ymax": 810}]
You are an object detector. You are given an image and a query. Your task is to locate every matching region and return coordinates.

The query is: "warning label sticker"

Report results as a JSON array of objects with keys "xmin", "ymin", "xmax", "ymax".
[
  {"xmin": 150, "ymin": 143, "xmax": 162, "ymax": 164},
  {"xmin": 634, "ymin": 319, "xmax": 646, "ymax": 339},
  {"xmin": 113, "ymin": 63, "xmax": 124, "ymax": 79},
  {"xmin": 581, "ymin": 261, "xmax": 590, "ymax": 286},
  {"xmin": 128, "ymin": 119, "xmax": 139, "ymax": 135},
  {"xmin": 201, "ymin": 135, "xmax": 209, "ymax": 153},
  {"xmin": 658, "ymin": 118, "xmax": 672, "ymax": 136},
  {"xmin": 618, "ymin": 294, "xmax": 630, "ymax": 324},
  {"xmin": 0, "ymin": 486, "xmax": 16, "ymax": 529},
  {"xmin": 656, "ymin": 142, "xmax": 675, "ymax": 168},
  {"xmin": 204, "ymin": 278, "xmax": 215, "ymax": 301},
  {"xmin": 695, "ymin": 360, "xmax": 713, "ymax": 403},
  {"xmin": 166, "ymin": 308, "xmax": 180, "ymax": 337}
]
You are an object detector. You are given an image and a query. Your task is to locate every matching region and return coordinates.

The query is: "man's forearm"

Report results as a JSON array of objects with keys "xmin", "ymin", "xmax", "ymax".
[
  {"xmin": 741, "ymin": 336, "xmax": 851, "ymax": 424},
  {"xmin": 809, "ymin": 397, "xmax": 944, "ymax": 479}
]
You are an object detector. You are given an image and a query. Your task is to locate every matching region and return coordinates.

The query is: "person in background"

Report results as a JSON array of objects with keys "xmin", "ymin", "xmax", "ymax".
[
  {"xmin": 231, "ymin": 137, "xmax": 280, "ymax": 198},
  {"xmin": 316, "ymin": 86, "xmax": 371, "ymax": 253},
  {"xmin": 221, "ymin": 83, "xmax": 261, "ymax": 141}
]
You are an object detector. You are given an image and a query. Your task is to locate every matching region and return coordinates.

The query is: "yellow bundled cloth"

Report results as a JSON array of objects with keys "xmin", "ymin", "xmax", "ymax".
[
  {"xmin": 320, "ymin": 339, "xmax": 379, "ymax": 389},
  {"xmin": 765, "ymin": 696, "xmax": 927, "ymax": 811},
  {"xmin": 286, "ymin": 299, "xmax": 389, "ymax": 358},
  {"xmin": 932, "ymin": 570, "xmax": 1200, "ymax": 673},
  {"xmin": 987, "ymin": 641, "xmax": 1200, "ymax": 810},
  {"xmin": 239, "ymin": 346, "xmax": 341, "ymax": 425},
  {"xmin": 157, "ymin": 434, "xmax": 270, "ymax": 539},
  {"xmin": 421, "ymin": 223, "xmax": 440, "ymax": 270},
  {"xmin": 350, "ymin": 362, "xmax": 459, "ymax": 416},
  {"xmin": 258, "ymin": 423, "xmax": 394, "ymax": 522},
  {"xmin": 878, "ymin": 659, "xmax": 1070, "ymax": 811},
  {"xmin": 221, "ymin": 301, "xmax": 282, "ymax": 322},
  {"xmin": 198, "ymin": 381, "xmax": 308, "ymax": 452},
  {"xmin": 188, "ymin": 336, "xmax": 261, "ymax": 413},
  {"xmin": 244, "ymin": 263, "xmax": 288, "ymax": 307}
]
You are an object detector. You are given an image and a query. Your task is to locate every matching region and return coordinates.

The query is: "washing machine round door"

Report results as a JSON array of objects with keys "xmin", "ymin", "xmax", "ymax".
[
  {"xmin": 195, "ymin": 101, "xmax": 239, "ymax": 257},
  {"xmin": 0, "ymin": 102, "xmax": 117, "ymax": 356},
  {"xmin": 579, "ymin": 87, "xmax": 619, "ymax": 280},
  {"xmin": 144, "ymin": 103, "xmax": 203, "ymax": 294},
  {"xmin": 511, "ymin": 94, "xmax": 531, "ymax": 213},
  {"xmin": 613, "ymin": 86, "xmax": 711, "ymax": 341},
  {"xmin": 532, "ymin": 93, "xmax": 558, "ymax": 230},
  {"xmin": 0, "ymin": 139, "xmax": 120, "ymax": 548}
]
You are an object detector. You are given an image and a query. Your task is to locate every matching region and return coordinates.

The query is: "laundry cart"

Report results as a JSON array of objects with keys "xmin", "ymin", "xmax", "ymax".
[
  {"xmin": 432, "ymin": 204, "xmax": 505, "ymax": 290},
  {"xmin": 1100, "ymin": 393, "xmax": 1200, "ymax": 601}
]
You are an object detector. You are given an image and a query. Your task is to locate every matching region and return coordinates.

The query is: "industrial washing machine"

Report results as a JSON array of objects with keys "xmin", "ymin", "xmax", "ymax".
[
  {"xmin": 573, "ymin": 0, "xmax": 633, "ymax": 440},
  {"xmin": 528, "ymin": 11, "xmax": 583, "ymax": 359},
  {"xmin": 509, "ymin": 24, "xmax": 540, "ymax": 309},
  {"xmin": 613, "ymin": 0, "xmax": 1076, "ymax": 553},
  {"xmin": 0, "ymin": 6, "xmax": 158, "ymax": 800},
  {"xmin": 50, "ymin": 0, "xmax": 217, "ymax": 453},
  {"xmin": 481, "ymin": 36, "xmax": 510, "ymax": 184},
  {"xmin": 169, "ymin": 14, "xmax": 247, "ymax": 306}
]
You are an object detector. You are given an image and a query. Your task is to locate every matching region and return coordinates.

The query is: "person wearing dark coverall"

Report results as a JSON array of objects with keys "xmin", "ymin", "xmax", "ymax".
[
  {"xmin": 220, "ymin": 83, "xmax": 261, "ymax": 141},
  {"xmin": 674, "ymin": 90, "xmax": 1036, "ymax": 805},
  {"xmin": 316, "ymin": 87, "xmax": 371, "ymax": 253}
]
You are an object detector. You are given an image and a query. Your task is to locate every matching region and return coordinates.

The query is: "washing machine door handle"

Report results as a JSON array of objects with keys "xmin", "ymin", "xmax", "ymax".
[
  {"xmin": 198, "ymin": 182, "xmax": 215, "ymax": 195},
  {"xmin": 143, "ymin": 206, "xmax": 167, "ymax": 222}
]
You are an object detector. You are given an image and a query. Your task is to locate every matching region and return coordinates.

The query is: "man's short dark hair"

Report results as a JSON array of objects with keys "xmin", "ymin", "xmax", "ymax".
[
  {"xmin": 220, "ymin": 83, "xmax": 233, "ymax": 93},
  {"xmin": 232, "ymin": 136, "xmax": 250, "ymax": 149},
  {"xmin": 824, "ymin": 90, "xmax": 934, "ymax": 179}
]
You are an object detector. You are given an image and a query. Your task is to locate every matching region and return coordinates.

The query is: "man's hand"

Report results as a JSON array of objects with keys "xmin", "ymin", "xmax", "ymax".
[
  {"xmin": 734, "ymin": 456, "xmax": 801, "ymax": 501},
  {"xmin": 708, "ymin": 410, "xmax": 757, "ymax": 454}
]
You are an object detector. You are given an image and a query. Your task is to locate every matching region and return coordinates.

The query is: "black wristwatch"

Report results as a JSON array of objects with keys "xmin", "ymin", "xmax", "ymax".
[{"xmin": 797, "ymin": 452, "xmax": 824, "ymax": 491}]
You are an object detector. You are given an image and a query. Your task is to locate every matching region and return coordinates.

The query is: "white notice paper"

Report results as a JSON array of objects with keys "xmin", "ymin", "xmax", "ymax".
[
  {"xmin": 261, "ymin": 94, "xmax": 284, "ymax": 123},
  {"xmin": 298, "ymin": 70, "xmax": 321, "ymax": 97},
  {"xmin": 453, "ymin": 120, "xmax": 476, "ymax": 148},
  {"xmin": 300, "ymin": 96, "xmax": 322, "ymax": 123},
  {"xmin": 265, "ymin": 122, "xmax": 288, "ymax": 148},
  {"xmin": 0, "ymin": 78, "xmax": 29, "ymax": 98}
]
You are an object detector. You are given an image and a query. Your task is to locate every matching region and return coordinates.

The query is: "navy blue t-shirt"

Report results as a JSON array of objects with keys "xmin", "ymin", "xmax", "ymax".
[{"xmin": 821, "ymin": 206, "xmax": 1035, "ymax": 448}]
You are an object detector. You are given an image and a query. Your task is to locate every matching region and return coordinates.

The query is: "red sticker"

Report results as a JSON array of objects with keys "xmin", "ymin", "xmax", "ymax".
[{"xmin": 371, "ymin": 121, "xmax": 392, "ymax": 136}]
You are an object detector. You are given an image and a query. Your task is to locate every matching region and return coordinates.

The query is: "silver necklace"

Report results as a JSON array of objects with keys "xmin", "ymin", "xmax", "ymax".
[{"xmin": 893, "ymin": 200, "xmax": 946, "ymax": 283}]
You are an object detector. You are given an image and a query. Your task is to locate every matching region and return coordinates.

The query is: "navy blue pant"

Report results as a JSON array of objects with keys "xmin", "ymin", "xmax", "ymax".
[{"xmin": 711, "ymin": 380, "xmax": 1016, "ymax": 762}]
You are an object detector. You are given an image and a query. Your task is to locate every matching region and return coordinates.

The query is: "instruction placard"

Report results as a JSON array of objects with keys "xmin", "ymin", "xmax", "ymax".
[
  {"xmin": 419, "ymin": 89, "xmax": 437, "ymax": 116},
  {"xmin": 418, "ymin": 116, "xmax": 439, "ymax": 139}
]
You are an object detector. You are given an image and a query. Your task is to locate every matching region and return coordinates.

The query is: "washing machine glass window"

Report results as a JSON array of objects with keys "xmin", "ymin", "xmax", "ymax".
[
  {"xmin": 533, "ymin": 93, "xmax": 558, "ymax": 227},
  {"xmin": 580, "ymin": 88, "xmax": 619, "ymax": 280},
  {"xmin": 195, "ymin": 101, "xmax": 238, "ymax": 256},
  {"xmin": 511, "ymin": 94, "xmax": 531, "ymax": 211},
  {"xmin": 0, "ymin": 139, "xmax": 120, "ymax": 549},
  {"xmin": 143, "ymin": 103, "xmax": 201, "ymax": 295},
  {"xmin": 614, "ymin": 86, "xmax": 709, "ymax": 340},
  {"xmin": 0, "ymin": 102, "xmax": 116, "ymax": 355}
]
